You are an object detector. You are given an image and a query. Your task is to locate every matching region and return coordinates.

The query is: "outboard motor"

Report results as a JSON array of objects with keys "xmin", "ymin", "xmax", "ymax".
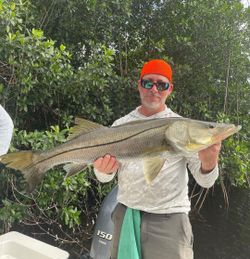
[{"xmin": 81, "ymin": 186, "xmax": 118, "ymax": 259}]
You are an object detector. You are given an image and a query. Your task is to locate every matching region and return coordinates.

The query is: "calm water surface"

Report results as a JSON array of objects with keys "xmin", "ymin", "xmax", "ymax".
[{"xmin": 191, "ymin": 186, "xmax": 250, "ymax": 259}]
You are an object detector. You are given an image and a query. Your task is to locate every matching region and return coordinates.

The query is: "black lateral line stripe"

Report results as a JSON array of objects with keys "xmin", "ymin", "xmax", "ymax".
[{"xmin": 35, "ymin": 124, "xmax": 166, "ymax": 165}]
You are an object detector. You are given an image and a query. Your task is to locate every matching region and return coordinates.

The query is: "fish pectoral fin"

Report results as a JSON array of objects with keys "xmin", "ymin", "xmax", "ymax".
[
  {"xmin": 63, "ymin": 163, "xmax": 88, "ymax": 177},
  {"xmin": 68, "ymin": 117, "xmax": 107, "ymax": 140},
  {"xmin": 143, "ymin": 157, "xmax": 165, "ymax": 184}
]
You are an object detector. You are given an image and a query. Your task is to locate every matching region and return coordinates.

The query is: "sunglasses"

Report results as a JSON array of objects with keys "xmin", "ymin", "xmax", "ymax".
[{"xmin": 141, "ymin": 79, "xmax": 170, "ymax": 91}]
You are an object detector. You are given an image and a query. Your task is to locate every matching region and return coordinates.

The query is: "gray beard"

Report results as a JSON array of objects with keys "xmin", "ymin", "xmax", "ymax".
[{"xmin": 140, "ymin": 96, "xmax": 164, "ymax": 110}]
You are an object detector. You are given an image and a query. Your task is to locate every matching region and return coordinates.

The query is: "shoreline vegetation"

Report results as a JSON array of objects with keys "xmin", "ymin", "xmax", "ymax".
[{"xmin": 0, "ymin": 0, "xmax": 249, "ymax": 257}]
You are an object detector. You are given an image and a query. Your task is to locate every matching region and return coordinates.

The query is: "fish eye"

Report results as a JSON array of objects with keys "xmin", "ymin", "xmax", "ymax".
[{"xmin": 208, "ymin": 124, "xmax": 215, "ymax": 129}]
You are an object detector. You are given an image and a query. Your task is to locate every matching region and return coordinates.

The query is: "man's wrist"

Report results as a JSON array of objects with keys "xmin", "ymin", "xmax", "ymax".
[
  {"xmin": 106, "ymin": 170, "xmax": 117, "ymax": 175},
  {"xmin": 200, "ymin": 163, "xmax": 217, "ymax": 174}
]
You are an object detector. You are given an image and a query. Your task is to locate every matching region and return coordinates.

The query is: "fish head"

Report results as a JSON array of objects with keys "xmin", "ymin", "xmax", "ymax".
[{"xmin": 165, "ymin": 119, "xmax": 241, "ymax": 153}]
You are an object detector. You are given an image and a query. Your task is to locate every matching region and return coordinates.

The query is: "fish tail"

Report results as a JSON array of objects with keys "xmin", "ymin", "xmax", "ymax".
[{"xmin": 0, "ymin": 151, "xmax": 45, "ymax": 193}]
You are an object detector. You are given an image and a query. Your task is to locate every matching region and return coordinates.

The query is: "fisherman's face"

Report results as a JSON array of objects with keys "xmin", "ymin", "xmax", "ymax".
[{"xmin": 138, "ymin": 74, "xmax": 172, "ymax": 112}]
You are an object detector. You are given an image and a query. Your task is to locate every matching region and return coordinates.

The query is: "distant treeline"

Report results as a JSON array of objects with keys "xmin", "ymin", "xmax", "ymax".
[{"xmin": 0, "ymin": 0, "xmax": 249, "ymax": 254}]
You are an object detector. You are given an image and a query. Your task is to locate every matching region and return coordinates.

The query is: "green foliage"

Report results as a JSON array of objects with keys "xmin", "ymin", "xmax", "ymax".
[
  {"xmin": 0, "ymin": 199, "xmax": 26, "ymax": 233},
  {"xmin": 12, "ymin": 125, "xmax": 69, "ymax": 151},
  {"xmin": 0, "ymin": 0, "xmax": 249, "ymax": 254},
  {"xmin": 218, "ymin": 113, "xmax": 250, "ymax": 188},
  {"xmin": 221, "ymin": 137, "xmax": 249, "ymax": 187},
  {"xmin": 0, "ymin": 126, "xmax": 114, "ymax": 249},
  {"xmin": 0, "ymin": 0, "xmax": 126, "ymax": 129},
  {"xmin": 61, "ymin": 206, "xmax": 81, "ymax": 229},
  {"xmin": 64, "ymin": 43, "xmax": 118, "ymax": 125},
  {"xmin": 0, "ymin": 0, "xmax": 74, "ymax": 129}
]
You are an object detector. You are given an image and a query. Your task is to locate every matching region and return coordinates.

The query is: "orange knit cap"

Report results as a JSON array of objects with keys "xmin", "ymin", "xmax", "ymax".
[{"xmin": 140, "ymin": 59, "xmax": 172, "ymax": 83}]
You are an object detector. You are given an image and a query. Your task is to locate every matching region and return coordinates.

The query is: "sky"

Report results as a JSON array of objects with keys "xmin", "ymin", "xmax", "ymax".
[{"xmin": 241, "ymin": 0, "xmax": 250, "ymax": 7}]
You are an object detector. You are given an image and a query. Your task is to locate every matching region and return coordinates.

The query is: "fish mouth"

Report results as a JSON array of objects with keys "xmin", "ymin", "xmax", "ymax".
[
  {"xmin": 212, "ymin": 125, "xmax": 241, "ymax": 143},
  {"xmin": 183, "ymin": 124, "xmax": 241, "ymax": 152}
]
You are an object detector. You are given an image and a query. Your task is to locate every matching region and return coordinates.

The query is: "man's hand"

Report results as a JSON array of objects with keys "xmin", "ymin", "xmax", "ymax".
[
  {"xmin": 93, "ymin": 154, "xmax": 120, "ymax": 174},
  {"xmin": 198, "ymin": 142, "xmax": 222, "ymax": 174}
]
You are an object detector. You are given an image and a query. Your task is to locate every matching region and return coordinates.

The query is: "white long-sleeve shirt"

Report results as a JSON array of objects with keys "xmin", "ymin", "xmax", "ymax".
[
  {"xmin": 94, "ymin": 106, "xmax": 219, "ymax": 214},
  {"xmin": 0, "ymin": 105, "xmax": 14, "ymax": 155}
]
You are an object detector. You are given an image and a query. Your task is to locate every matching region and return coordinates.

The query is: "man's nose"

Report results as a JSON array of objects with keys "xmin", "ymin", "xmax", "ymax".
[{"xmin": 150, "ymin": 84, "xmax": 158, "ymax": 92}]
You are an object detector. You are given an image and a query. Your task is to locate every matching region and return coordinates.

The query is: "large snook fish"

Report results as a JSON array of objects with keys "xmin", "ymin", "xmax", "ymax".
[{"xmin": 0, "ymin": 117, "xmax": 241, "ymax": 192}]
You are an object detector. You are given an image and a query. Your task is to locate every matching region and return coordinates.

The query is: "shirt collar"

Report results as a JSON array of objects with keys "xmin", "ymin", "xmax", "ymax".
[{"xmin": 134, "ymin": 105, "xmax": 172, "ymax": 119}]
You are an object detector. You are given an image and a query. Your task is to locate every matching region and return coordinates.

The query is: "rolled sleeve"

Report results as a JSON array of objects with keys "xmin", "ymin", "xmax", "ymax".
[
  {"xmin": 94, "ymin": 168, "xmax": 116, "ymax": 183},
  {"xmin": 187, "ymin": 155, "xmax": 219, "ymax": 188}
]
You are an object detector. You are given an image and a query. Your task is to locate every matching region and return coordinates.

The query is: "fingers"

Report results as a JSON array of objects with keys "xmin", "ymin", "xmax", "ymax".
[
  {"xmin": 93, "ymin": 154, "xmax": 120, "ymax": 174},
  {"xmin": 209, "ymin": 142, "xmax": 222, "ymax": 153},
  {"xmin": 200, "ymin": 142, "xmax": 222, "ymax": 154}
]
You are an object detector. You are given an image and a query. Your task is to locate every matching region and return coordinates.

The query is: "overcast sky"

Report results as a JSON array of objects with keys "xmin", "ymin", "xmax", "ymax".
[{"xmin": 241, "ymin": 0, "xmax": 249, "ymax": 7}]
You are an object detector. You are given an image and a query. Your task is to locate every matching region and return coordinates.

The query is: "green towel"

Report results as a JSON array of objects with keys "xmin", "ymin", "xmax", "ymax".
[{"xmin": 117, "ymin": 208, "xmax": 142, "ymax": 259}]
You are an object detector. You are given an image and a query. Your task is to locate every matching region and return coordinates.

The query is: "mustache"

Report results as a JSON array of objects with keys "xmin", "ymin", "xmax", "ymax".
[{"xmin": 146, "ymin": 93, "xmax": 161, "ymax": 98}]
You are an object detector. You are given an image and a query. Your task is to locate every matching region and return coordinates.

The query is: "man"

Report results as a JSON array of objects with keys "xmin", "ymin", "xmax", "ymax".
[
  {"xmin": 93, "ymin": 59, "xmax": 221, "ymax": 259},
  {"xmin": 0, "ymin": 105, "xmax": 13, "ymax": 156}
]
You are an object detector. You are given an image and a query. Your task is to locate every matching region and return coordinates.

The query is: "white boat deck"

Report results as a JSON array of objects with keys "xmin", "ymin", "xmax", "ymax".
[{"xmin": 0, "ymin": 231, "xmax": 69, "ymax": 259}]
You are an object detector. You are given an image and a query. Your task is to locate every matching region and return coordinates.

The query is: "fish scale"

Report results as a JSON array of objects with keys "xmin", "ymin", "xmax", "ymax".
[{"xmin": 0, "ymin": 117, "xmax": 241, "ymax": 192}]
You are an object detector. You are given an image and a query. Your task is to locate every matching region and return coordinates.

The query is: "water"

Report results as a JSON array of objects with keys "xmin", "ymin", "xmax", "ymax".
[{"xmin": 191, "ymin": 186, "xmax": 250, "ymax": 259}]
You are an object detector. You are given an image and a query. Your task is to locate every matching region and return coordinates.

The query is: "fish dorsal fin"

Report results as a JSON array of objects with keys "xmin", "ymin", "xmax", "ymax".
[
  {"xmin": 143, "ymin": 157, "xmax": 165, "ymax": 184},
  {"xmin": 68, "ymin": 117, "xmax": 106, "ymax": 140}
]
